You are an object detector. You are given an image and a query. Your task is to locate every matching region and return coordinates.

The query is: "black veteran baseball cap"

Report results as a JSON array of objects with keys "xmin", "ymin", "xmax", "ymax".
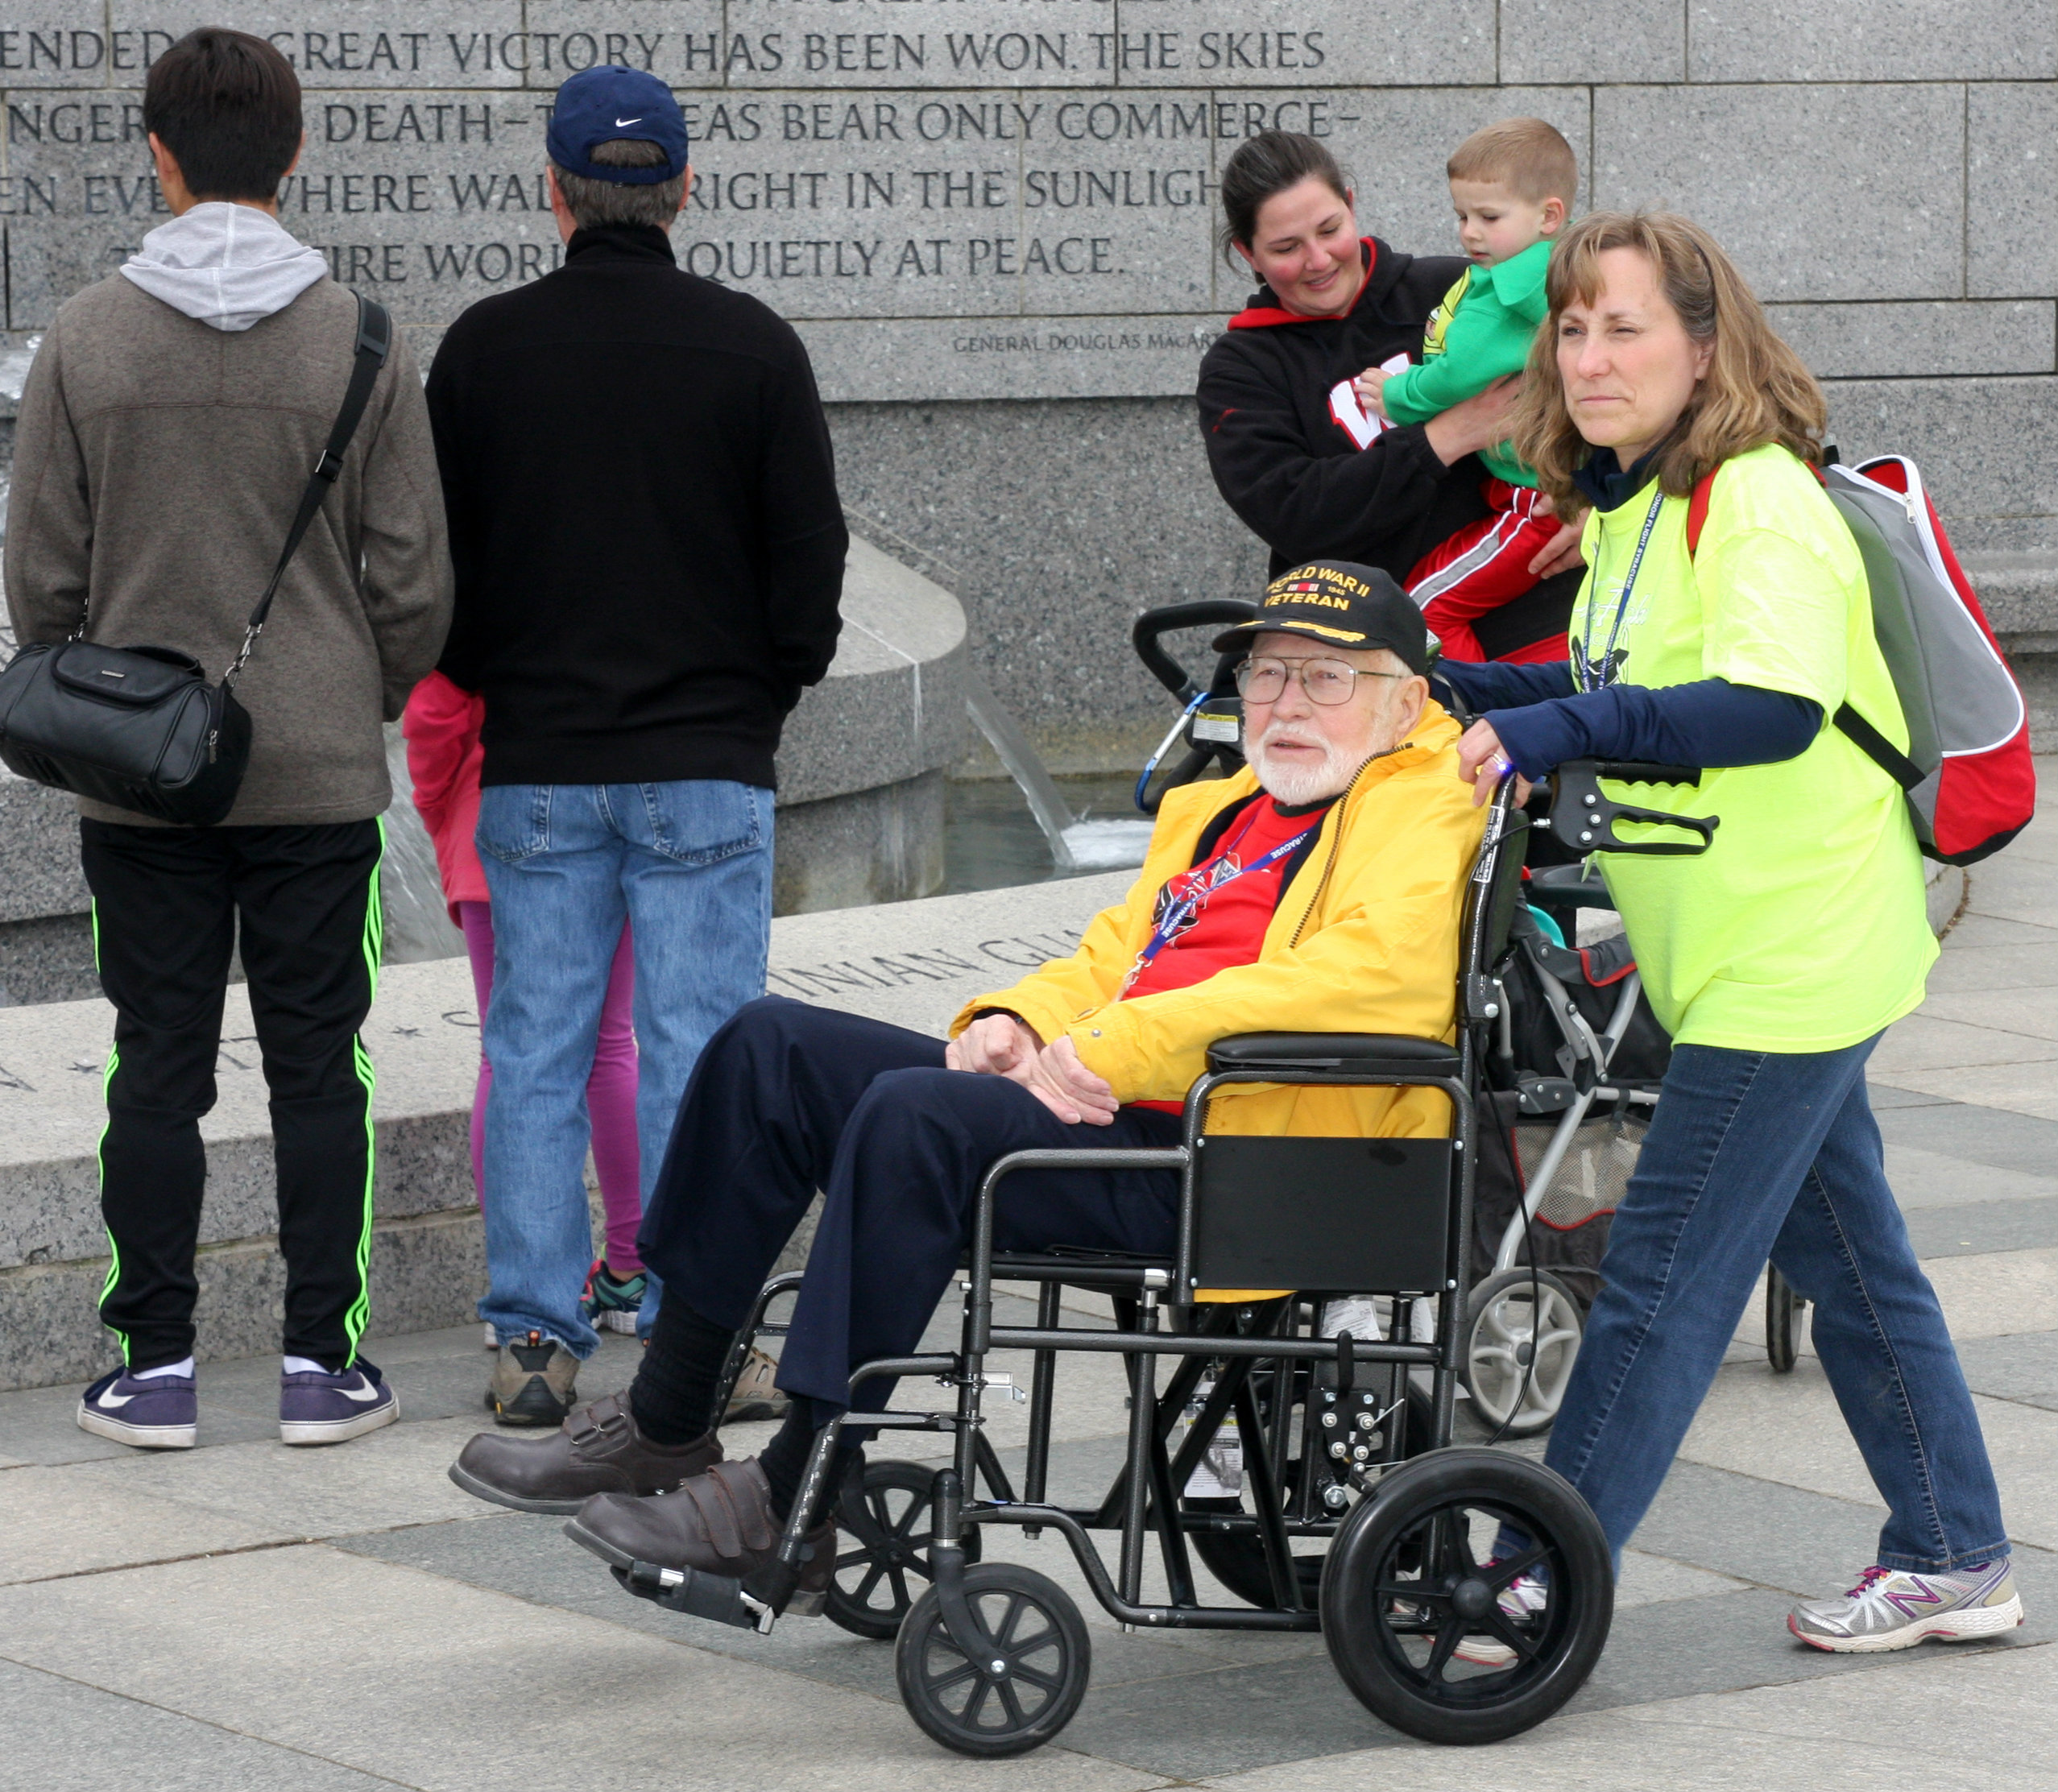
[
  {"xmin": 1212, "ymin": 562, "xmax": 1437, "ymax": 674},
  {"xmin": 547, "ymin": 67, "xmax": 690, "ymax": 183}
]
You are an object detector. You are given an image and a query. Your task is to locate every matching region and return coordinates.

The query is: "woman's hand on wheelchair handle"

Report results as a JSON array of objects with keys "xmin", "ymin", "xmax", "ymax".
[
  {"xmin": 1457, "ymin": 719, "xmax": 1534, "ymax": 809},
  {"xmin": 1025, "ymin": 1036, "xmax": 1119, "ymax": 1128}
]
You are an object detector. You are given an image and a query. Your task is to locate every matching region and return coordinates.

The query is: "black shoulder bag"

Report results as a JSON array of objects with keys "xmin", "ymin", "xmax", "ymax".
[{"xmin": 0, "ymin": 294, "xmax": 391, "ymax": 828}]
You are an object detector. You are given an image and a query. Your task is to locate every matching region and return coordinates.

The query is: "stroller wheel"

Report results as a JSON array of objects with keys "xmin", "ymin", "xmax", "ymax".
[
  {"xmin": 827, "ymin": 1460, "xmax": 984, "ymax": 1640},
  {"xmin": 1766, "ymin": 1266, "xmax": 1807, "ymax": 1374},
  {"xmin": 896, "ymin": 1563, "xmax": 1091, "ymax": 1757},
  {"xmin": 1320, "ymin": 1449, "xmax": 1613, "ymax": 1745},
  {"xmin": 1460, "ymin": 1268, "xmax": 1583, "ymax": 1438}
]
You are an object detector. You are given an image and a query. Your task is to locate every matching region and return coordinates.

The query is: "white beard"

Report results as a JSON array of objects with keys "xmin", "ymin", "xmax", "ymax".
[{"xmin": 1248, "ymin": 726, "xmax": 1363, "ymax": 806}]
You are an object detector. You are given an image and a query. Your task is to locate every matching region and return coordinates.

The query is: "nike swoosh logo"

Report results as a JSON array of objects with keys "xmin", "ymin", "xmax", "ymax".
[
  {"xmin": 615, "ymin": 116, "xmax": 642, "ymax": 127},
  {"xmin": 337, "ymin": 1380, "xmax": 383, "ymax": 1403},
  {"xmin": 94, "ymin": 1390, "xmax": 135, "ymax": 1408}
]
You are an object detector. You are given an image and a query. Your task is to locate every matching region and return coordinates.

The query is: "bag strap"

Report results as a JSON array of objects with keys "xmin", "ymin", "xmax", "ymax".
[
  {"xmin": 1682, "ymin": 456, "xmax": 1916, "ymax": 791},
  {"xmin": 224, "ymin": 292, "xmax": 392, "ymax": 682}
]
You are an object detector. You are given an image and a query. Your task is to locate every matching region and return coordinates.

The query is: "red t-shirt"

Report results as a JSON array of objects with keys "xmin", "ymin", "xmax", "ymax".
[{"xmin": 1125, "ymin": 796, "xmax": 1329, "ymax": 1110}]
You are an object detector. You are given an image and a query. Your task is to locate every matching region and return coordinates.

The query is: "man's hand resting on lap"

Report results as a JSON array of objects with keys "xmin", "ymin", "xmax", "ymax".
[
  {"xmin": 946, "ymin": 1012, "xmax": 1042, "ymax": 1079},
  {"xmin": 949, "ymin": 1014, "xmax": 1117, "ymax": 1125},
  {"xmin": 1024, "ymin": 1036, "xmax": 1118, "ymax": 1127}
]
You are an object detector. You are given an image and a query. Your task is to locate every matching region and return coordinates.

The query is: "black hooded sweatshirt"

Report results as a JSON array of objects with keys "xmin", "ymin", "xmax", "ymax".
[
  {"xmin": 1196, "ymin": 237, "xmax": 1578, "ymax": 661},
  {"xmin": 429, "ymin": 223, "xmax": 847, "ymax": 790}
]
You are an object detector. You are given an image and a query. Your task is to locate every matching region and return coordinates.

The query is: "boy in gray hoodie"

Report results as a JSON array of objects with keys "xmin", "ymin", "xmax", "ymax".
[{"xmin": 5, "ymin": 28, "xmax": 452, "ymax": 1450}]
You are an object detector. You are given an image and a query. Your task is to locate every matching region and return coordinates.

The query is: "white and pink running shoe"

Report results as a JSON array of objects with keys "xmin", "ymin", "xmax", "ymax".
[{"xmin": 1788, "ymin": 1560, "xmax": 2023, "ymax": 1653}]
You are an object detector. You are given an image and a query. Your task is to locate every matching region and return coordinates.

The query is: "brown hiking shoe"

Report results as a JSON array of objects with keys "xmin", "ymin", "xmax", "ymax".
[
  {"xmin": 448, "ymin": 1393, "xmax": 722, "ymax": 1514},
  {"xmin": 487, "ymin": 1330, "xmax": 581, "ymax": 1427},
  {"xmin": 723, "ymin": 1347, "xmax": 790, "ymax": 1424},
  {"xmin": 565, "ymin": 1458, "xmax": 836, "ymax": 1615}
]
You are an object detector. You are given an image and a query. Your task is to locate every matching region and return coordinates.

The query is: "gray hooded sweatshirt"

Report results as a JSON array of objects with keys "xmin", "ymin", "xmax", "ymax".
[{"xmin": 5, "ymin": 202, "xmax": 452, "ymax": 826}]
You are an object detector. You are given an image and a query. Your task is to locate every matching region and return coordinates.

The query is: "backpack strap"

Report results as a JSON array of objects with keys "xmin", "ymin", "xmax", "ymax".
[
  {"xmin": 1684, "ymin": 468, "xmax": 1717, "ymax": 556},
  {"xmin": 1686, "ymin": 455, "xmax": 1920, "ymax": 793}
]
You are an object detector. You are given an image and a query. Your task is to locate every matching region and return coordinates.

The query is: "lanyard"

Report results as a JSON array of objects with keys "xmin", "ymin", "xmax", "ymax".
[
  {"xmin": 1120, "ymin": 809, "xmax": 1317, "ymax": 994},
  {"xmin": 1578, "ymin": 487, "xmax": 1667, "ymax": 693}
]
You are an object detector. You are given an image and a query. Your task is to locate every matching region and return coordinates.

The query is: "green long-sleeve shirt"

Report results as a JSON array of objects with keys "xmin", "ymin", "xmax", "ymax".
[{"xmin": 1380, "ymin": 238, "xmax": 1551, "ymax": 486}]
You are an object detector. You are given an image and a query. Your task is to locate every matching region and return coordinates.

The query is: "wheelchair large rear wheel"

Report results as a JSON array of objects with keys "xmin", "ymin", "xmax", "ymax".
[
  {"xmin": 1460, "ymin": 1268, "xmax": 1583, "ymax": 1438},
  {"xmin": 827, "ymin": 1460, "xmax": 983, "ymax": 1640},
  {"xmin": 896, "ymin": 1563, "xmax": 1091, "ymax": 1757},
  {"xmin": 1319, "ymin": 1448, "xmax": 1613, "ymax": 1745}
]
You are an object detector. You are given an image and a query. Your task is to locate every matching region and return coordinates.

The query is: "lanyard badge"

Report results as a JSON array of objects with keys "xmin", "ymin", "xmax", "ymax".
[
  {"xmin": 1118, "ymin": 813, "xmax": 1316, "ymax": 996},
  {"xmin": 1576, "ymin": 487, "xmax": 1667, "ymax": 693}
]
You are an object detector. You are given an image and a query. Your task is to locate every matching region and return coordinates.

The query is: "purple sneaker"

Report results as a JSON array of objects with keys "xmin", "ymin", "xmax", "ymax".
[
  {"xmin": 280, "ymin": 1359, "xmax": 399, "ymax": 1446},
  {"xmin": 77, "ymin": 1365, "xmax": 197, "ymax": 1449}
]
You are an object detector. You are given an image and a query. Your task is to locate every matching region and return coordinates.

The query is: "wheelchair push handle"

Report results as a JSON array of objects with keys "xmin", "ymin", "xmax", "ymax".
[{"xmin": 1542, "ymin": 758, "xmax": 1720, "ymax": 857}]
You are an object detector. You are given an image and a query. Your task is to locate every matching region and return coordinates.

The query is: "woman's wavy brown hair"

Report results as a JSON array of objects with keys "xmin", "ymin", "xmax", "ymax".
[{"xmin": 1507, "ymin": 210, "xmax": 1827, "ymax": 507}]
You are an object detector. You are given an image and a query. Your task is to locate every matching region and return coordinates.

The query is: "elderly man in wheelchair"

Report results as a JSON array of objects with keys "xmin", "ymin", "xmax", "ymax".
[{"xmin": 449, "ymin": 562, "xmax": 1611, "ymax": 1752}]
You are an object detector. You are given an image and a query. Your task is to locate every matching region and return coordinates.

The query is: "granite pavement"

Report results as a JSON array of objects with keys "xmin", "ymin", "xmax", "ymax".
[{"xmin": 2, "ymin": 764, "xmax": 2056, "ymax": 1790}]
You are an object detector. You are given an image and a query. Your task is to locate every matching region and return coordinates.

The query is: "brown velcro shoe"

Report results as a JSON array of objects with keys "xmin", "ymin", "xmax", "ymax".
[
  {"xmin": 565, "ymin": 1457, "xmax": 837, "ymax": 1615},
  {"xmin": 446, "ymin": 1393, "xmax": 721, "ymax": 1515}
]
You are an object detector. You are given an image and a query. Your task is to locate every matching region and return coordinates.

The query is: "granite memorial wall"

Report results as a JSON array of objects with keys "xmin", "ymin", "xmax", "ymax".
[{"xmin": 3, "ymin": 2, "xmax": 2057, "ymax": 758}]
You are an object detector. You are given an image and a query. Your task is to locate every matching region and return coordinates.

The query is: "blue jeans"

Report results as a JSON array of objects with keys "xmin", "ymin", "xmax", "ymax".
[
  {"xmin": 1545, "ymin": 1036, "xmax": 2007, "ymax": 1575},
  {"xmin": 475, "ymin": 780, "xmax": 773, "ymax": 1356}
]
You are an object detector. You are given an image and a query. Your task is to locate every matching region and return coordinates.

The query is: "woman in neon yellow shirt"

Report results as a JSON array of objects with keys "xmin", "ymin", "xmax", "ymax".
[{"xmin": 1437, "ymin": 213, "xmax": 2017, "ymax": 1657}]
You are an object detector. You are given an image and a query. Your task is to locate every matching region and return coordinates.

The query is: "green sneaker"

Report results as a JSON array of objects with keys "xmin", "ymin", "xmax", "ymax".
[{"xmin": 580, "ymin": 1258, "xmax": 648, "ymax": 1336}]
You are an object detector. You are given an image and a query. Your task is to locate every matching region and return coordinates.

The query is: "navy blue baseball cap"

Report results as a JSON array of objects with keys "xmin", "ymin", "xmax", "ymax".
[{"xmin": 547, "ymin": 66, "xmax": 689, "ymax": 183}]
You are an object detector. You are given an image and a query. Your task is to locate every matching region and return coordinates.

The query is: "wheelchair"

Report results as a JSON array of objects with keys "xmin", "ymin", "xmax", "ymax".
[{"xmin": 610, "ymin": 612, "xmax": 1722, "ymax": 1757}]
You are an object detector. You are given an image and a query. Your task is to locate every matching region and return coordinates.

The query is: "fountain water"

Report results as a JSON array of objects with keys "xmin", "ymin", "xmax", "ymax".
[{"xmin": 963, "ymin": 668, "xmax": 1156, "ymax": 875}]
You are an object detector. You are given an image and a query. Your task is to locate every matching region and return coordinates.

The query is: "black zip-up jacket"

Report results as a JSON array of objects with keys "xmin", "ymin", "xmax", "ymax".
[
  {"xmin": 428, "ymin": 223, "xmax": 847, "ymax": 789},
  {"xmin": 1197, "ymin": 237, "xmax": 1577, "ymax": 660}
]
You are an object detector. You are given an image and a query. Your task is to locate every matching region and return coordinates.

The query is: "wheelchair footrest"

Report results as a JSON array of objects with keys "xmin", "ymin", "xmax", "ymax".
[{"xmin": 613, "ymin": 1558, "xmax": 823, "ymax": 1632}]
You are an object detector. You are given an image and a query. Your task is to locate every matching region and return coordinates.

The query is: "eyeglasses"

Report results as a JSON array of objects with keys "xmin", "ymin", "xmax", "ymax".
[{"xmin": 1233, "ymin": 655, "xmax": 1405, "ymax": 706}]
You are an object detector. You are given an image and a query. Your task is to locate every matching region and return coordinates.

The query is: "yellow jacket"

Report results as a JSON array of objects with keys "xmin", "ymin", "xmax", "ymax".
[{"xmin": 950, "ymin": 703, "xmax": 1486, "ymax": 1140}]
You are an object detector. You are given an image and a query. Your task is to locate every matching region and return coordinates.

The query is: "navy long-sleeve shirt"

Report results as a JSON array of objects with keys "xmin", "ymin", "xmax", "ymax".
[{"xmin": 1435, "ymin": 660, "xmax": 1822, "ymax": 774}]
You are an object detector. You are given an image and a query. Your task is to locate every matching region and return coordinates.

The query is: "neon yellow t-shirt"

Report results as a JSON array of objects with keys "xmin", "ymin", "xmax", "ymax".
[{"xmin": 1569, "ymin": 443, "xmax": 1934, "ymax": 1051}]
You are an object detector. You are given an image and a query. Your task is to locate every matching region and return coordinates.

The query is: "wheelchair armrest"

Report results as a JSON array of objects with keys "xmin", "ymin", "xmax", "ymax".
[{"xmin": 1205, "ymin": 1033, "xmax": 1461, "ymax": 1078}]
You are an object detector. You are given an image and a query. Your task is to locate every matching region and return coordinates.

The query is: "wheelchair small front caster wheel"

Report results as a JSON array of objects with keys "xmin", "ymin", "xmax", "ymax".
[
  {"xmin": 895, "ymin": 1562, "xmax": 1091, "ymax": 1757},
  {"xmin": 1319, "ymin": 1448, "xmax": 1613, "ymax": 1744},
  {"xmin": 1766, "ymin": 1266, "xmax": 1807, "ymax": 1374},
  {"xmin": 827, "ymin": 1459, "xmax": 983, "ymax": 1640},
  {"xmin": 1460, "ymin": 1268, "xmax": 1583, "ymax": 1438}
]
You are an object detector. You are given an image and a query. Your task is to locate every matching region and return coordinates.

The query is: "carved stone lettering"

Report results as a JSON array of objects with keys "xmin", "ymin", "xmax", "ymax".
[{"xmin": 0, "ymin": 2, "xmax": 1566, "ymax": 400}]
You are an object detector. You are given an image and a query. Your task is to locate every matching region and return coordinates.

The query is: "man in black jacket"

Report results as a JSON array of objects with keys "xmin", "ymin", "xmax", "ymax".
[
  {"xmin": 428, "ymin": 65, "xmax": 846, "ymax": 1425},
  {"xmin": 1198, "ymin": 197, "xmax": 1580, "ymax": 662}
]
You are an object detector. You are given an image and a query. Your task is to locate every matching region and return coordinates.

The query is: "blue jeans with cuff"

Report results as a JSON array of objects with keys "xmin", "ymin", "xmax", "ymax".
[
  {"xmin": 475, "ymin": 780, "xmax": 773, "ymax": 1358},
  {"xmin": 1544, "ymin": 1034, "xmax": 2007, "ymax": 1576}
]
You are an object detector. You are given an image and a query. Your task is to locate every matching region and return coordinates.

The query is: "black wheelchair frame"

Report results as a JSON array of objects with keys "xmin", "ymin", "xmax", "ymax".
[{"xmin": 619, "ymin": 778, "xmax": 1622, "ymax": 1753}]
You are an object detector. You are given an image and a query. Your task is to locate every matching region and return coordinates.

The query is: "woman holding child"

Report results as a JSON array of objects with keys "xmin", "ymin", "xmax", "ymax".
[
  {"xmin": 1198, "ymin": 122, "xmax": 1585, "ymax": 663},
  {"xmin": 1439, "ymin": 211, "xmax": 2019, "ymax": 1652}
]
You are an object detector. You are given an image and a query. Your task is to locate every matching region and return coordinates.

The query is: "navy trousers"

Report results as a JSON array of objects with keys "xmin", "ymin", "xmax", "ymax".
[{"xmin": 636, "ymin": 997, "xmax": 1184, "ymax": 1413}]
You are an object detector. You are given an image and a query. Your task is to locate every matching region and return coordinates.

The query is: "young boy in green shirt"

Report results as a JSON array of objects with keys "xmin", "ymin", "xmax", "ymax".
[{"xmin": 1358, "ymin": 118, "xmax": 1576, "ymax": 663}]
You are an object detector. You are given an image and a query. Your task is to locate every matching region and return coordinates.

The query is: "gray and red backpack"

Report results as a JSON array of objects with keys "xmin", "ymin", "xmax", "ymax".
[{"xmin": 1687, "ymin": 453, "xmax": 2035, "ymax": 866}]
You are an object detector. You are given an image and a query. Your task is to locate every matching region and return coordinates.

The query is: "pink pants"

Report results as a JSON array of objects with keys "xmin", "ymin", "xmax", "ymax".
[{"xmin": 458, "ymin": 901, "xmax": 644, "ymax": 1275}]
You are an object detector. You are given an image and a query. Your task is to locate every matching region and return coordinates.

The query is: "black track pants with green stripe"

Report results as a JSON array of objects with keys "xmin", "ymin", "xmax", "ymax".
[{"xmin": 81, "ymin": 817, "xmax": 385, "ymax": 1372}]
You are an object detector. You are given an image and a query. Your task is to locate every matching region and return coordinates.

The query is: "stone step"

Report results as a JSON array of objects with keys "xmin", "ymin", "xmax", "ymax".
[{"xmin": 0, "ymin": 871, "xmax": 1128, "ymax": 1392}]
